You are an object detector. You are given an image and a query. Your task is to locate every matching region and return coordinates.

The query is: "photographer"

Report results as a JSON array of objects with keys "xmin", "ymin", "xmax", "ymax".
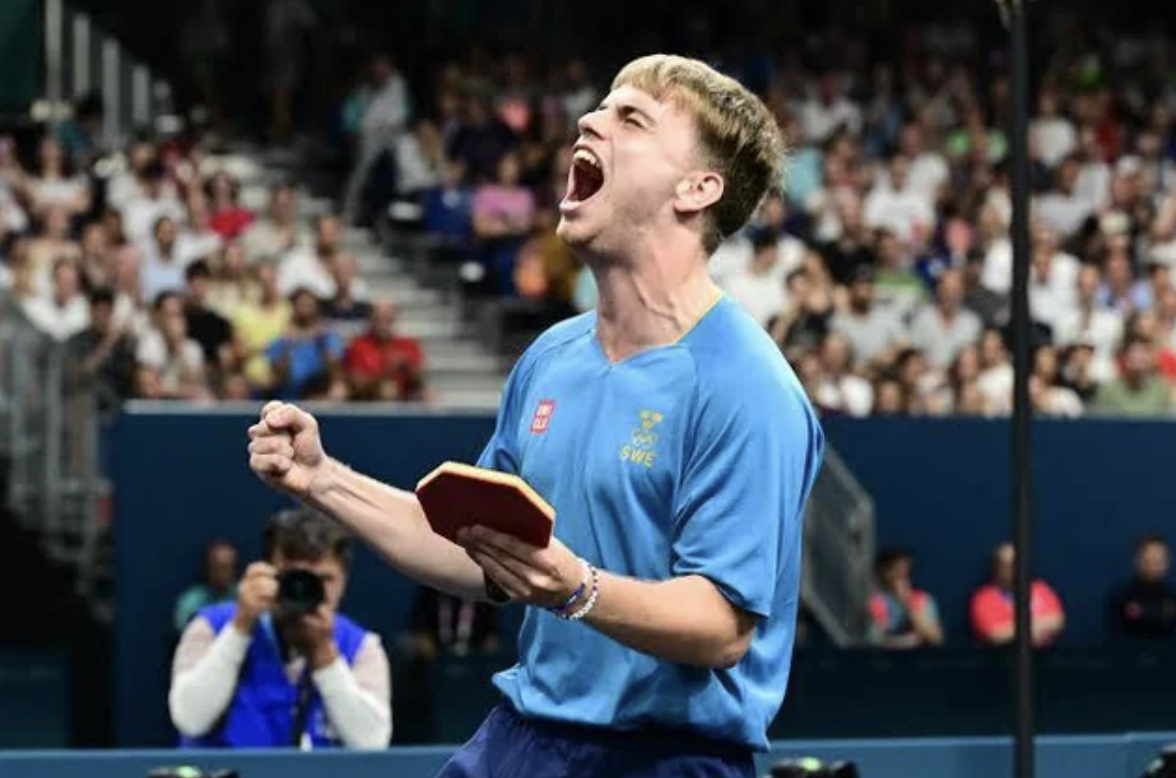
[{"xmin": 168, "ymin": 509, "xmax": 391, "ymax": 749}]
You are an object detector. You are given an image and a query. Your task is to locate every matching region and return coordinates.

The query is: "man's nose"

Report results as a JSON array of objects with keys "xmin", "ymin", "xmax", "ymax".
[{"xmin": 577, "ymin": 109, "xmax": 605, "ymax": 140}]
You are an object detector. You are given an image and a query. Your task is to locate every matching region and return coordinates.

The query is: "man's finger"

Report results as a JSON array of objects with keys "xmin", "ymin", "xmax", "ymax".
[
  {"xmin": 468, "ymin": 549, "xmax": 529, "ymax": 599},
  {"xmin": 248, "ymin": 437, "xmax": 293, "ymax": 458},
  {"xmin": 261, "ymin": 401, "xmax": 285, "ymax": 419},
  {"xmin": 264, "ymin": 403, "xmax": 316, "ymax": 435},
  {"xmin": 470, "ymin": 525, "xmax": 542, "ymax": 566},
  {"xmin": 251, "ymin": 454, "xmax": 292, "ymax": 476}
]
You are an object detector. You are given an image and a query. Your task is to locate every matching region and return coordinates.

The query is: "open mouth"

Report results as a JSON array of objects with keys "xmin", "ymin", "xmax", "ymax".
[{"xmin": 564, "ymin": 148, "xmax": 605, "ymax": 208}]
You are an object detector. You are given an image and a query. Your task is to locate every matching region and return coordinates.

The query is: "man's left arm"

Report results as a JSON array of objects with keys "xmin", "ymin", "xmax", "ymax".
[{"xmin": 463, "ymin": 382, "xmax": 821, "ymax": 669}]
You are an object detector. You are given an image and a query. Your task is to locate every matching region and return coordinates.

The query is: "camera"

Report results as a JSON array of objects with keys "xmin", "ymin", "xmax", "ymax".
[
  {"xmin": 277, "ymin": 568, "xmax": 325, "ymax": 616},
  {"xmin": 771, "ymin": 759, "xmax": 859, "ymax": 778}
]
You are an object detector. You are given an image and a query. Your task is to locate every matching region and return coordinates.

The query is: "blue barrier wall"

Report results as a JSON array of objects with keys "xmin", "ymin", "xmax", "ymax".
[
  {"xmin": 113, "ymin": 410, "xmax": 1176, "ymax": 746},
  {"xmin": 5, "ymin": 733, "xmax": 1176, "ymax": 778}
]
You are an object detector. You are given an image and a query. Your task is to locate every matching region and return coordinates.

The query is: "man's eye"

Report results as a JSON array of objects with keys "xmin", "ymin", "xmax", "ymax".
[{"xmin": 624, "ymin": 116, "xmax": 641, "ymax": 127}]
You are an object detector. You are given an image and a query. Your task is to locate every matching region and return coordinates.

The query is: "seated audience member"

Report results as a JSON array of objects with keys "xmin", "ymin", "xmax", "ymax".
[
  {"xmin": 869, "ymin": 548, "xmax": 944, "ymax": 648},
  {"xmin": 140, "ymin": 215, "xmax": 190, "ymax": 305},
  {"xmin": 169, "ymin": 508, "xmax": 391, "ymax": 748},
  {"xmin": 830, "ymin": 266, "xmax": 909, "ymax": 369},
  {"xmin": 344, "ymin": 301, "xmax": 426, "ymax": 402},
  {"xmin": 1091, "ymin": 335, "xmax": 1176, "ymax": 417},
  {"xmin": 278, "ymin": 214, "xmax": 348, "ymax": 300},
  {"xmin": 421, "ymin": 160, "xmax": 475, "ymax": 243},
  {"xmin": 1112, "ymin": 536, "xmax": 1176, "ymax": 641},
  {"xmin": 232, "ymin": 262, "xmax": 290, "ymax": 393},
  {"xmin": 971, "ymin": 542, "xmax": 1065, "ymax": 648},
  {"xmin": 472, "ymin": 151, "xmax": 535, "ymax": 294},
  {"xmin": 174, "ymin": 539, "xmax": 240, "ymax": 633},
  {"xmin": 724, "ymin": 229, "xmax": 787, "ymax": 328},
  {"xmin": 136, "ymin": 291, "xmax": 211, "ymax": 400},
  {"xmin": 324, "ymin": 252, "xmax": 373, "ymax": 327},
  {"xmin": 240, "ymin": 183, "xmax": 307, "ymax": 264},
  {"xmin": 176, "ymin": 190, "xmax": 225, "ymax": 267},
  {"xmin": 21, "ymin": 258, "xmax": 90, "ymax": 342},
  {"xmin": 66, "ymin": 288, "xmax": 137, "ymax": 413},
  {"xmin": 910, "ymin": 268, "xmax": 983, "ymax": 369},
  {"xmin": 266, "ymin": 289, "xmax": 345, "ymax": 400},
  {"xmin": 206, "ymin": 171, "xmax": 256, "ymax": 240},
  {"xmin": 27, "ymin": 205, "xmax": 82, "ymax": 296},
  {"xmin": 183, "ymin": 260, "xmax": 234, "ymax": 372}
]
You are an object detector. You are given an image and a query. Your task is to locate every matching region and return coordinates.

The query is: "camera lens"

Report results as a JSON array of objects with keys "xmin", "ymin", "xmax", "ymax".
[{"xmin": 277, "ymin": 569, "xmax": 325, "ymax": 615}]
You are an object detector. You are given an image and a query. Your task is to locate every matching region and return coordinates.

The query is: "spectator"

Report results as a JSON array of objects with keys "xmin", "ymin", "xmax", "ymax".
[
  {"xmin": 976, "ymin": 328, "xmax": 1014, "ymax": 415},
  {"xmin": 1098, "ymin": 247, "xmax": 1147, "ymax": 317},
  {"xmin": 240, "ymin": 183, "xmax": 308, "ymax": 264},
  {"xmin": 896, "ymin": 120, "xmax": 949, "ymax": 203},
  {"xmin": 799, "ymin": 71, "xmax": 862, "ymax": 145},
  {"xmin": 206, "ymin": 171, "xmax": 255, "ymax": 240},
  {"xmin": 769, "ymin": 268, "xmax": 832, "ymax": 354},
  {"xmin": 971, "ymin": 542, "xmax": 1065, "ymax": 648},
  {"xmin": 873, "ymin": 229, "xmax": 926, "ymax": 321},
  {"xmin": 864, "ymin": 154, "xmax": 936, "ymax": 246},
  {"xmin": 448, "ymin": 90, "xmax": 517, "ymax": 185},
  {"xmin": 344, "ymin": 301, "xmax": 426, "ymax": 402},
  {"xmin": 266, "ymin": 289, "xmax": 345, "ymax": 400},
  {"xmin": 1030, "ymin": 345, "xmax": 1084, "ymax": 418},
  {"xmin": 27, "ymin": 205, "xmax": 82, "ymax": 296},
  {"xmin": 21, "ymin": 258, "xmax": 90, "ymax": 342},
  {"xmin": 869, "ymin": 548, "xmax": 944, "ymax": 649},
  {"xmin": 872, "ymin": 377, "xmax": 908, "ymax": 415},
  {"xmin": 106, "ymin": 140, "xmax": 157, "ymax": 214},
  {"xmin": 278, "ymin": 214, "xmax": 358, "ymax": 300},
  {"xmin": 183, "ymin": 260, "xmax": 235, "ymax": 372},
  {"xmin": 724, "ymin": 230, "xmax": 787, "ymax": 328},
  {"xmin": 342, "ymin": 53, "xmax": 411, "ymax": 225},
  {"xmin": 208, "ymin": 242, "xmax": 256, "ymax": 317},
  {"xmin": 1112, "ymin": 536, "xmax": 1176, "ymax": 641},
  {"xmin": 23, "ymin": 136, "xmax": 91, "ymax": 219},
  {"xmin": 962, "ymin": 249, "xmax": 1007, "ymax": 328},
  {"xmin": 472, "ymin": 151, "xmax": 535, "ymax": 294},
  {"xmin": 169, "ymin": 508, "xmax": 391, "ymax": 748},
  {"xmin": 814, "ymin": 332, "xmax": 873, "ymax": 416},
  {"xmin": 231, "ymin": 262, "xmax": 290, "ymax": 394},
  {"xmin": 910, "ymin": 269, "xmax": 983, "ymax": 368},
  {"xmin": 831, "ymin": 266, "xmax": 909, "ymax": 369},
  {"xmin": 1091, "ymin": 335, "xmax": 1176, "ymax": 417},
  {"xmin": 78, "ymin": 219, "xmax": 113, "ymax": 293},
  {"xmin": 1027, "ymin": 225, "xmax": 1079, "ymax": 332},
  {"xmin": 1054, "ymin": 264, "xmax": 1124, "ymax": 382},
  {"xmin": 1035, "ymin": 156, "xmax": 1095, "ymax": 240},
  {"xmin": 173, "ymin": 539, "xmax": 240, "ymax": 633},
  {"xmin": 66, "ymin": 287, "xmax": 137, "ymax": 413},
  {"xmin": 136, "ymin": 291, "xmax": 211, "ymax": 401},
  {"xmin": 1059, "ymin": 342, "xmax": 1102, "ymax": 403},
  {"xmin": 140, "ymin": 216, "xmax": 190, "ymax": 305},
  {"xmin": 422, "ymin": 160, "xmax": 475, "ymax": 243},
  {"xmin": 177, "ymin": 191, "xmax": 226, "ymax": 267},
  {"xmin": 122, "ymin": 158, "xmax": 185, "ymax": 246},
  {"xmin": 1030, "ymin": 91, "xmax": 1077, "ymax": 169},
  {"xmin": 323, "ymin": 252, "xmax": 373, "ymax": 327}
]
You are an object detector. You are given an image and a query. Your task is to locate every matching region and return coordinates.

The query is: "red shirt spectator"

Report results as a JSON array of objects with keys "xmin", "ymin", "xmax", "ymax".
[
  {"xmin": 970, "ymin": 542, "xmax": 1065, "ymax": 647},
  {"xmin": 344, "ymin": 301, "xmax": 426, "ymax": 401},
  {"xmin": 206, "ymin": 171, "xmax": 255, "ymax": 240}
]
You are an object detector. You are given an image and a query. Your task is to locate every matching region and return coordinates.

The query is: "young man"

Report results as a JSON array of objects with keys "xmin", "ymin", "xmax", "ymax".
[{"xmin": 249, "ymin": 55, "xmax": 824, "ymax": 777}]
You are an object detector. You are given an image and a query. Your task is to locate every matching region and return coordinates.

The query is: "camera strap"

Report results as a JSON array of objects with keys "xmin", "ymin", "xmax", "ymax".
[{"xmin": 289, "ymin": 670, "xmax": 314, "ymax": 748}]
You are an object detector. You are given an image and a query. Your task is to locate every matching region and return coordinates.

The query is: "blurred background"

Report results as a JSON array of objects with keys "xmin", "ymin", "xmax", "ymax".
[{"xmin": 1, "ymin": 0, "xmax": 1176, "ymax": 775}]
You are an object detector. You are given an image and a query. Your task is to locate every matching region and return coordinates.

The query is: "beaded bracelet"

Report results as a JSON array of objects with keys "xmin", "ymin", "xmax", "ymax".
[
  {"xmin": 566, "ymin": 564, "xmax": 600, "ymax": 621},
  {"xmin": 549, "ymin": 559, "xmax": 590, "ymax": 615}
]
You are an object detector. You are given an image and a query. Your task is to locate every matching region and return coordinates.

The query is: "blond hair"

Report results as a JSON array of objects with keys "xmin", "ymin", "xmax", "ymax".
[{"xmin": 612, "ymin": 54, "xmax": 786, "ymax": 254}]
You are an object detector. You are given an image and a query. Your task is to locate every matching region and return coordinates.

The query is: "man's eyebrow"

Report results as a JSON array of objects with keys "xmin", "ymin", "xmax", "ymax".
[{"xmin": 595, "ymin": 101, "xmax": 656, "ymax": 124}]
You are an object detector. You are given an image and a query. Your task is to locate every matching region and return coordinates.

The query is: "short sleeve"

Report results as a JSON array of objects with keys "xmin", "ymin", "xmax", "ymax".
[
  {"xmin": 475, "ymin": 351, "xmax": 534, "ymax": 475},
  {"xmin": 670, "ymin": 383, "xmax": 818, "ymax": 619}
]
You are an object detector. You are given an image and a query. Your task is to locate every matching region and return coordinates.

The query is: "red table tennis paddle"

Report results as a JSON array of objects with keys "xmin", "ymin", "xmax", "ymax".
[{"xmin": 415, "ymin": 461, "xmax": 555, "ymax": 548}]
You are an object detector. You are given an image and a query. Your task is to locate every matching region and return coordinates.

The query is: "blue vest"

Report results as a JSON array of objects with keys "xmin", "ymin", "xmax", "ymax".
[{"xmin": 178, "ymin": 602, "xmax": 368, "ymax": 749}]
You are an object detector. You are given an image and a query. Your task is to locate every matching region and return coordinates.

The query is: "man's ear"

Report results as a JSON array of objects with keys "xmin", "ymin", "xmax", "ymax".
[{"xmin": 673, "ymin": 171, "xmax": 724, "ymax": 217}]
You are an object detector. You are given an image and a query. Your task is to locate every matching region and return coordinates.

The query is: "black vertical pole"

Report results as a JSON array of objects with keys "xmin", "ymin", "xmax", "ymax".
[{"xmin": 1006, "ymin": 1, "xmax": 1035, "ymax": 778}]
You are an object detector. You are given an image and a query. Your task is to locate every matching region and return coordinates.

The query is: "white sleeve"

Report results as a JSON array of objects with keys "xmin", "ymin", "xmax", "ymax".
[
  {"xmin": 313, "ymin": 633, "xmax": 392, "ymax": 749},
  {"xmin": 168, "ymin": 618, "xmax": 252, "ymax": 737}
]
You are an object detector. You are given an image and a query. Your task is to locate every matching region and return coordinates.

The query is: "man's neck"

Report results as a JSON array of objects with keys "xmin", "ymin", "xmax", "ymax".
[{"xmin": 589, "ymin": 242, "xmax": 718, "ymax": 363}]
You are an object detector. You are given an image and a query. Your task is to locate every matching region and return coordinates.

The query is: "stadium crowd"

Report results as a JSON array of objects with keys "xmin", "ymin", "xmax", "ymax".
[{"xmin": 3, "ymin": 17, "xmax": 1176, "ymax": 420}]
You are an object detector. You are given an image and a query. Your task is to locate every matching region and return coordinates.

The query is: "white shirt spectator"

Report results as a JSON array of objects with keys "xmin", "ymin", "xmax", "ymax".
[
  {"xmin": 21, "ymin": 293, "xmax": 90, "ymax": 342},
  {"xmin": 1030, "ymin": 117, "xmax": 1078, "ymax": 168},
  {"xmin": 815, "ymin": 374, "xmax": 874, "ymax": 417},
  {"xmin": 710, "ymin": 233, "xmax": 805, "ymax": 288},
  {"xmin": 978, "ymin": 362, "xmax": 1015, "ymax": 415},
  {"xmin": 240, "ymin": 220, "xmax": 310, "ymax": 265},
  {"xmin": 123, "ymin": 195, "xmax": 186, "ymax": 247},
  {"xmin": 909, "ymin": 305, "xmax": 983, "ymax": 368},
  {"xmin": 176, "ymin": 229, "xmax": 224, "ymax": 268},
  {"xmin": 724, "ymin": 269, "xmax": 786, "ymax": 328},
  {"xmin": 1029, "ymin": 252, "xmax": 1080, "ymax": 329},
  {"xmin": 1053, "ymin": 306, "xmax": 1124, "ymax": 382},
  {"xmin": 136, "ymin": 328, "xmax": 205, "ymax": 392},
  {"xmin": 907, "ymin": 153, "xmax": 950, "ymax": 201},
  {"xmin": 863, "ymin": 184, "xmax": 935, "ymax": 245},
  {"xmin": 1075, "ymin": 161, "xmax": 1111, "ymax": 211},
  {"xmin": 140, "ymin": 246, "xmax": 193, "ymax": 305},
  {"xmin": 1035, "ymin": 192, "xmax": 1094, "ymax": 239},
  {"xmin": 360, "ymin": 73, "xmax": 410, "ymax": 157},
  {"xmin": 982, "ymin": 238, "xmax": 1013, "ymax": 295},
  {"xmin": 278, "ymin": 248, "xmax": 370, "ymax": 301},
  {"xmin": 831, "ymin": 307, "xmax": 909, "ymax": 367},
  {"xmin": 799, "ymin": 97, "xmax": 862, "ymax": 144},
  {"xmin": 27, "ymin": 176, "xmax": 88, "ymax": 210}
]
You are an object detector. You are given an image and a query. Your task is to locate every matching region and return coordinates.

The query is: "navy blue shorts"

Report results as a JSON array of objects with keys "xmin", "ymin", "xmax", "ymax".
[{"xmin": 435, "ymin": 704, "xmax": 757, "ymax": 778}]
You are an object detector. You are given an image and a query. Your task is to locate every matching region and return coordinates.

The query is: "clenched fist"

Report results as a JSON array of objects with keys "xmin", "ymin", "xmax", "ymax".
[
  {"xmin": 247, "ymin": 402, "xmax": 329, "ymax": 498},
  {"xmin": 232, "ymin": 562, "xmax": 279, "ymax": 633}
]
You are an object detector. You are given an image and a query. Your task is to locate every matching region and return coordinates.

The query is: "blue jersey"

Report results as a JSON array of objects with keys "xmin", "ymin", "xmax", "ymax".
[{"xmin": 477, "ymin": 295, "xmax": 824, "ymax": 750}]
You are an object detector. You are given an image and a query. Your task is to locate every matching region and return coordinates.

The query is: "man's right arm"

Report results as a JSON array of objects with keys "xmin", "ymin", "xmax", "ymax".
[{"xmin": 304, "ymin": 460, "xmax": 489, "ymax": 601}]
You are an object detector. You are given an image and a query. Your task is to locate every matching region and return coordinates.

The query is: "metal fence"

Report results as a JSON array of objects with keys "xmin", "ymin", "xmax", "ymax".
[
  {"xmin": 0, "ymin": 290, "xmax": 106, "ymax": 614},
  {"xmin": 41, "ymin": 0, "xmax": 172, "ymax": 144},
  {"xmin": 801, "ymin": 446, "xmax": 876, "ymax": 647}
]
